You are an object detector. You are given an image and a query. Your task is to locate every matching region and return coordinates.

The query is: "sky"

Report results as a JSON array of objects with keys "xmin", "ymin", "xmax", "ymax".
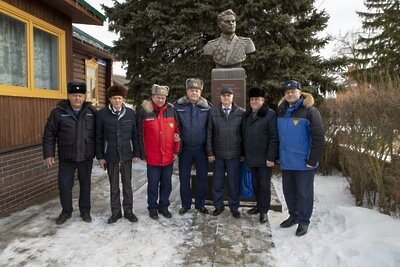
[
  {"xmin": 74, "ymin": 0, "xmax": 367, "ymax": 76},
  {"xmin": 1, "ymin": 162, "xmax": 400, "ymax": 266}
]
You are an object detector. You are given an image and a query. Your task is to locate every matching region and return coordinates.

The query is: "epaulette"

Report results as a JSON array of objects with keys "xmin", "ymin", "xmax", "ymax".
[{"xmin": 208, "ymin": 38, "xmax": 219, "ymax": 43}]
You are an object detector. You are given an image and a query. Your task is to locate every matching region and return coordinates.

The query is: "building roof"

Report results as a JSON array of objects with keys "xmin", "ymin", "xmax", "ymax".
[
  {"xmin": 40, "ymin": 0, "xmax": 106, "ymax": 25},
  {"xmin": 113, "ymin": 74, "xmax": 129, "ymax": 88},
  {"xmin": 73, "ymin": 26, "xmax": 110, "ymax": 53}
]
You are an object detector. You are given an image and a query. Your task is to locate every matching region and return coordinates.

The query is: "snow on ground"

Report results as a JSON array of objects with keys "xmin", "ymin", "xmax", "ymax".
[
  {"xmin": 270, "ymin": 173, "xmax": 400, "ymax": 267},
  {"xmin": 1, "ymin": 162, "xmax": 400, "ymax": 267}
]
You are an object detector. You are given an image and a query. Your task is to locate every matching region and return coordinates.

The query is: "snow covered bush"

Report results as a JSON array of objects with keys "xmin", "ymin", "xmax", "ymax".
[{"xmin": 320, "ymin": 76, "xmax": 400, "ymax": 217}]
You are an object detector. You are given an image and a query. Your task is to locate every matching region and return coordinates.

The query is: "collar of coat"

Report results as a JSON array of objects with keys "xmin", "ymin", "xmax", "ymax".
[
  {"xmin": 108, "ymin": 103, "xmax": 126, "ymax": 117},
  {"xmin": 176, "ymin": 96, "xmax": 210, "ymax": 109},
  {"xmin": 278, "ymin": 92, "xmax": 314, "ymax": 109},
  {"xmin": 141, "ymin": 99, "xmax": 173, "ymax": 114},
  {"xmin": 57, "ymin": 100, "xmax": 96, "ymax": 113},
  {"xmin": 245, "ymin": 105, "xmax": 269, "ymax": 117},
  {"xmin": 219, "ymin": 102, "xmax": 243, "ymax": 112}
]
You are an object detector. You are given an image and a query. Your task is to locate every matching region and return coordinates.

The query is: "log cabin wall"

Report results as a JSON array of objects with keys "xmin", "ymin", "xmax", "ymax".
[
  {"xmin": 0, "ymin": 0, "xmax": 110, "ymax": 215},
  {"xmin": 0, "ymin": 0, "xmax": 73, "ymax": 215}
]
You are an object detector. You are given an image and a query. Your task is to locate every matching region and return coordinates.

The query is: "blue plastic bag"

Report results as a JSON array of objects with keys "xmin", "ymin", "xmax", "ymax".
[{"xmin": 240, "ymin": 162, "xmax": 254, "ymax": 198}]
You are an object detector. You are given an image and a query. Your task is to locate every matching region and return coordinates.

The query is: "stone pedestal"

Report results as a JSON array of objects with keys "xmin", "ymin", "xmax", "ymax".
[
  {"xmin": 191, "ymin": 163, "xmax": 282, "ymax": 211},
  {"xmin": 211, "ymin": 68, "xmax": 246, "ymax": 108}
]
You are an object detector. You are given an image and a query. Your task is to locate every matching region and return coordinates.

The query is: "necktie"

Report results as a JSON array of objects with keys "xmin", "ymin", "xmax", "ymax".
[
  {"xmin": 115, "ymin": 110, "xmax": 120, "ymax": 117},
  {"xmin": 223, "ymin": 108, "xmax": 230, "ymax": 118}
]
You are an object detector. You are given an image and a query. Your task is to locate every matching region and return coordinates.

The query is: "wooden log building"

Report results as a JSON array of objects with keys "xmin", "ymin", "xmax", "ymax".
[{"xmin": 0, "ymin": 0, "xmax": 113, "ymax": 215}]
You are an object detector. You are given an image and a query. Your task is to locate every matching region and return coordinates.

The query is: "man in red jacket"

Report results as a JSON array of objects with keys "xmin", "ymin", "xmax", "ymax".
[{"xmin": 137, "ymin": 84, "xmax": 181, "ymax": 219}]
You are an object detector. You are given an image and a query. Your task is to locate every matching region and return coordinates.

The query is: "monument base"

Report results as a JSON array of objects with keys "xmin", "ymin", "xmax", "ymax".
[{"xmin": 211, "ymin": 68, "xmax": 246, "ymax": 109}]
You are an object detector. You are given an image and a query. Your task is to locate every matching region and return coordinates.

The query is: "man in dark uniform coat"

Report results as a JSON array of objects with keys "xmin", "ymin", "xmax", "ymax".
[
  {"xmin": 43, "ymin": 82, "xmax": 96, "ymax": 225},
  {"xmin": 175, "ymin": 78, "xmax": 211, "ymax": 215}
]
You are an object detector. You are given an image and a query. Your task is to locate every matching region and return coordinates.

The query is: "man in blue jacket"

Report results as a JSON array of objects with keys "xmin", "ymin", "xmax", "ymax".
[
  {"xmin": 277, "ymin": 80, "xmax": 324, "ymax": 236},
  {"xmin": 96, "ymin": 85, "xmax": 141, "ymax": 224},
  {"xmin": 175, "ymin": 78, "xmax": 211, "ymax": 215}
]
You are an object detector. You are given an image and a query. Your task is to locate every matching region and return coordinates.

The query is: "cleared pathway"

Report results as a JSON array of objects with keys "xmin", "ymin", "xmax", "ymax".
[{"xmin": 0, "ymin": 162, "xmax": 278, "ymax": 266}]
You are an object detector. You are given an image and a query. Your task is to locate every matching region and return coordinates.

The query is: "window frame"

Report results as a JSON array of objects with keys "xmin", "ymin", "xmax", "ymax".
[
  {"xmin": 0, "ymin": 1, "xmax": 66, "ymax": 99},
  {"xmin": 85, "ymin": 58, "xmax": 99, "ymax": 106}
]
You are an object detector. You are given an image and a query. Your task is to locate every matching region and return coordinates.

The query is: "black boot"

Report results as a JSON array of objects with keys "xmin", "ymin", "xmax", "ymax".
[
  {"xmin": 247, "ymin": 207, "xmax": 259, "ymax": 215},
  {"xmin": 280, "ymin": 217, "xmax": 297, "ymax": 228},
  {"xmin": 159, "ymin": 209, "xmax": 172, "ymax": 218},
  {"xmin": 56, "ymin": 213, "xmax": 71, "ymax": 225},
  {"xmin": 80, "ymin": 213, "xmax": 92, "ymax": 223},
  {"xmin": 197, "ymin": 207, "xmax": 209, "ymax": 214},
  {"xmin": 213, "ymin": 206, "xmax": 225, "ymax": 216},
  {"xmin": 124, "ymin": 212, "xmax": 138, "ymax": 223},
  {"xmin": 107, "ymin": 212, "xmax": 122, "ymax": 224},
  {"xmin": 179, "ymin": 207, "xmax": 190, "ymax": 215},
  {"xmin": 149, "ymin": 210, "xmax": 158, "ymax": 220},
  {"xmin": 231, "ymin": 209, "xmax": 240, "ymax": 219},
  {"xmin": 296, "ymin": 224, "xmax": 308, "ymax": 236},
  {"xmin": 259, "ymin": 213, "xmax": 268, "ymax": 223}
]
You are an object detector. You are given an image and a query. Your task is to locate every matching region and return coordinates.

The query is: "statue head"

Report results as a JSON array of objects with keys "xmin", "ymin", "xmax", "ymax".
[{"xmin": 217, "ymin": 9, "xmax": 236, "ymax": 35}]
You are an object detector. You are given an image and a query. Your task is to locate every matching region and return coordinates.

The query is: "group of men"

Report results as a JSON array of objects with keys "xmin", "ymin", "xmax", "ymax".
[{"xmin": 43, "ymin": 78, "xmax": 324, "ymax": 237}]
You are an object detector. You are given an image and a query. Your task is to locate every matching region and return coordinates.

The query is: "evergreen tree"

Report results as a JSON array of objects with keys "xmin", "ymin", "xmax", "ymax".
[
  {"xmin": 104, "ymin": 0, "xmax": 338, "ymax": 107},
  {"xmin": 357, "ymin": 0, "xmax": 400, "ymax": 77}
]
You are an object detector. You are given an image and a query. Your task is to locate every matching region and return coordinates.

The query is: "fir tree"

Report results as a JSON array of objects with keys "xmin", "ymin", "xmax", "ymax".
[
  {"xmin": 357, "ymin": 0, "xmax": 400, "ymax": 77},
  {"xmin": 104, "ymin": 0, "xmax": 338, "ymax": 107}
]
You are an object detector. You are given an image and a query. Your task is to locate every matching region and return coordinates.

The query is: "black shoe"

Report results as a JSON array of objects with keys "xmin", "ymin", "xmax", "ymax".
[
  {"xmin": 56, "ymin": 213, "xmax": 71, "ymax": 225},
  {"xmin": 280, "ymin": 217, "xmax": 297, "ymax": 228},
  {"xmin": 296, "ymin": 224, "xmax": 308, "ymax": 236},
  {"xmin": 149, "ymin": 210, "xmax": 158, "ymax": 220},
  {"xmin": 247, "ymin": 207, "xmax": 260, "ymax": 215},
  {"xmin": 179, "ymin": 207, "xmax": 190, "ymax": 215},
  {"xmin": 197, "ymin": 207, "xmax": 209, "ymax": 214},
  {"xmin": 231, "ymin": 209, "xmax": 241, "ymax": 218},
  {"xmin": 260, "ymin": 213, "xmax": 268, "ymax": 223},
  {"xmin": 107, "ymin": 212, "xmax": 122, "ymax": 224},
  {"xmin": 159, "ymin": 209, "xmax": 172, "ymax": 218},
  {"xmin": 80, "ymin": 213, "xmax": 92, "ymax": 223},
  {"xmin": 124, "ymin": 212, "xmax": 138, "ymax": 223},
  {"xmin": 213, "ymin": 206, "xmax": 225, "ymax": 216}
]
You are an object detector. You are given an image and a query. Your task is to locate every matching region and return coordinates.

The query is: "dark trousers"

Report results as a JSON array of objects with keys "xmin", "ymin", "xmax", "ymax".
[
  {"xmin": 213, "ymin": 157, "xmax": 241, "ymax": 210},
  {"xmin": 147, "ymin": 163, "xmax": 173, "ymax": 212},
  {"xmin": 106, "ymin": 160, "xmax": 133, "ymax": 215},
  {"xmin": 58, "ymin": 160, "xmax": 92, "ymax": 214},
  {"xmin": 249, "ymin": 166, "xmax": 272, "ymax": 214},
  {"xmin": 178, "ymin": 147, "xmax": 208, "ymax": 209},
  {"xmin": 282, "ymin": 169, "xmax": 315, "ymax": 225}
]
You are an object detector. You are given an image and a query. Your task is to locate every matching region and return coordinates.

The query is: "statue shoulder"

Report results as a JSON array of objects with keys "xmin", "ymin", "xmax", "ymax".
[
  {"xmin": 238, "ymin": 37, "xmax": 255, "ymax": 53},
  {"xmin": 207, "ymin": 38, "xmax": 221, "ymax": 44},
  {"xmin": 203, "ymin": 38, "xmax": 221, "ymax": 55}
]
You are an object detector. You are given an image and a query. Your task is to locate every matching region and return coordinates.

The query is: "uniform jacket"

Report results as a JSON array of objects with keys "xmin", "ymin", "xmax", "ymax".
[
  {"xmin": 203, "ymin": 34, "xmax": 255, "ymax": 67},
  {"xmin": 206, "ymin": 103, "xmax": 245, "ymax": 159},
  {"xmin": 174, "ymin": 96, "xmax": 211, "ymax": 150},
  {"xmin": 43, "ymin": 100, "xmax": 96, "ymax": 162},
  {"xmin": 277, "ymin": 93, "xmax": 324, "ymax": 170},
  {"xmin": 137, "ymin": 100, "xmax": 180, "ymax": 166},
  {"xmin": 96, "ymin": 104, "xmax": 140, "ymax": 163},
  {"xmin": 243, "ymin": 106, "xmax": 279, "ymax": 167}
]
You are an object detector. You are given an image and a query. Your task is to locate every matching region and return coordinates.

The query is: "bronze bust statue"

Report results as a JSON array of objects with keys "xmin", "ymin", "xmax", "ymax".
[{"xmin": 203, "ymin": 9, "xmax": 256, "ymax": 68}]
